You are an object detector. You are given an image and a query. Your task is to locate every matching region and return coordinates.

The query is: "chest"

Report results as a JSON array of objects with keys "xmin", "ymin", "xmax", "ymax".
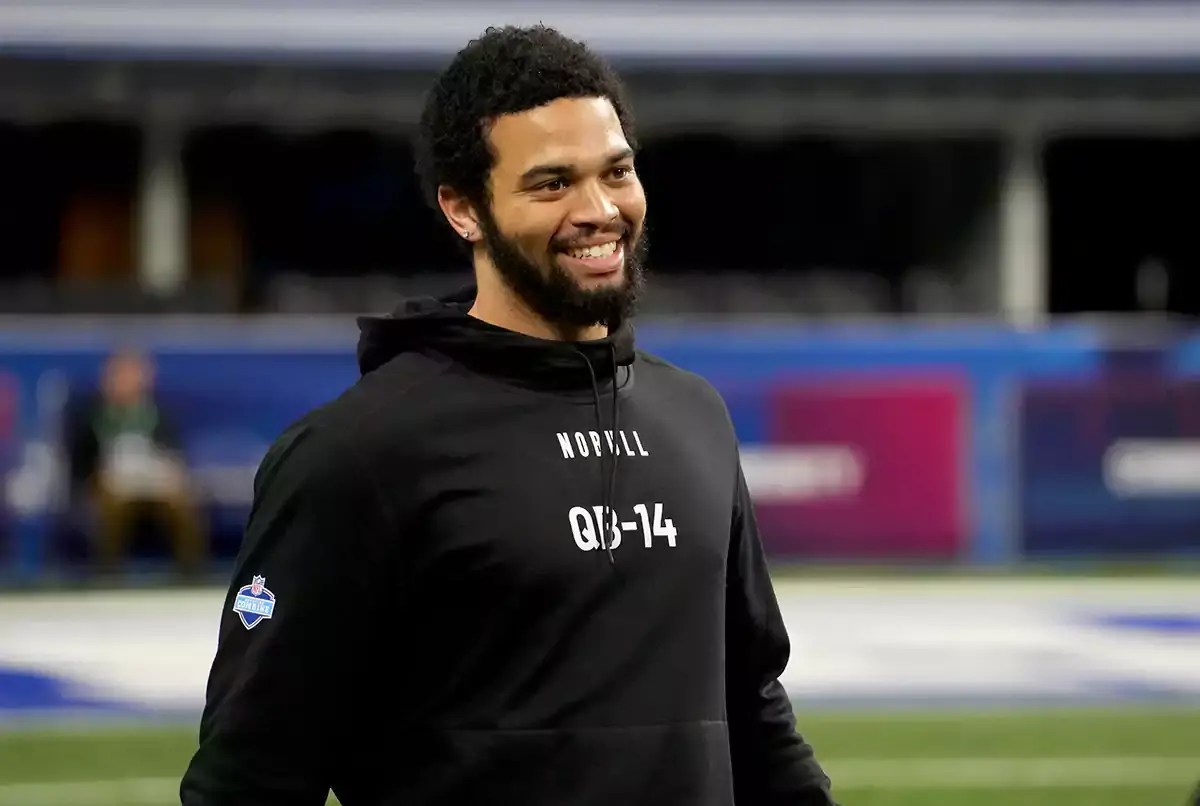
[{"xmin": 398, "ymin": 392, "xmax": 736, "ymax": 595}]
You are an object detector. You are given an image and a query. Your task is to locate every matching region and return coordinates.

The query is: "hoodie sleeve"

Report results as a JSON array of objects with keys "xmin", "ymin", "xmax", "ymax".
[
  {"xmin": 726, "ymin": 459, "xmax": 838, "ymax": 806},
  {"xmin": 180, "ymin": 418, "xmax": 384, "ymax": 805}
]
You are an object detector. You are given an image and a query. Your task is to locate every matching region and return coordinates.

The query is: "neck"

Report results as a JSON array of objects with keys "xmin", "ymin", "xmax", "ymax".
[{"xmin": 469, "ymin": 254, "xmax": 608, "ymax": 343}]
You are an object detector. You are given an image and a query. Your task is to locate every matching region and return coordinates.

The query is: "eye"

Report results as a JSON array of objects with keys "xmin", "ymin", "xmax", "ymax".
[
  {"xmin": 540, "ymin": 178, "xmax": 569, "ymax": 192},
  {"xmin": 610, "ymin": 165, "xmax": 634, "ymax": 180}
]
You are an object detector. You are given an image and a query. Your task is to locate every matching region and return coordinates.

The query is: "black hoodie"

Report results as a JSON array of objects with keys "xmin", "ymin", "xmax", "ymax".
[{"xmin": 180, "ymin": 287, "xmax": 837, "ymax": 806}]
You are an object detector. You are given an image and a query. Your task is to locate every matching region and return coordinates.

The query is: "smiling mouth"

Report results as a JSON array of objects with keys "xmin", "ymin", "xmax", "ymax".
[
  {"xmin": 564, "ymin": 241, "xmax": 619, "ymax": 260},
  {"xmin": 557, "ymin": 239, "xmax": 625, "ymax": 275}
]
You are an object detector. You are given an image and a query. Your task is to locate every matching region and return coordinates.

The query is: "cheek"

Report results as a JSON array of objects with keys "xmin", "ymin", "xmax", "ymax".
[
  {"xmin": 492, "ymin": 208, "xmax": 560, "ymax": 261},
  {"xmin": 621, "ymin": 184, "xmax": 648, "ymax": 228},
  {"xmin": 521, "ymin": 228, "xmax": 560, "ymax": 263},
  {"xmin": 512, "ymin": 209, "xmax": 559, "ymax": 244}
]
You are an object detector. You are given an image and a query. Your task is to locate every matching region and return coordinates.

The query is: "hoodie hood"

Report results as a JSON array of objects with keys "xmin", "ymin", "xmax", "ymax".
[
  {"xmin": 356, "ymin": 284, "xmax": 636, "ymax": 392},
  {"xmin": 357, "ymin": 284, "xmax": 636, "ymax": 566}
]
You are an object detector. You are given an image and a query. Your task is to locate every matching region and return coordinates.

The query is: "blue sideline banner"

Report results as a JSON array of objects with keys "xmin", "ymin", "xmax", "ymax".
[{"xmin": 1017, "ymin": 373, "xmax": 1200, "ymax": 556}]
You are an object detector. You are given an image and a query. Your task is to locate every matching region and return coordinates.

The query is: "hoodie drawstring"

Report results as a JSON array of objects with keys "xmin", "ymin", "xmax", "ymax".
[
  {"xmin": 607, "ymin": 345, "xmax": 620, "ymax": 555},
  {"xmin": 576, "ymin": 346, "xmax": 621, "ymax": 566}
]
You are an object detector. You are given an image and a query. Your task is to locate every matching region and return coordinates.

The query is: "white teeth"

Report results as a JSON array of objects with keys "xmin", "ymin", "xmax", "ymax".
[{"xmin": 569, "ymin": 242, "xmax": 618, "ymax": 259}]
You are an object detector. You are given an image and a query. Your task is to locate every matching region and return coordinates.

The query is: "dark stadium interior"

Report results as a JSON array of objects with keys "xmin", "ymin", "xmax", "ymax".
[{"xmin": 2, "ymin": 56, "xmax": 1200, "ymax": 320}]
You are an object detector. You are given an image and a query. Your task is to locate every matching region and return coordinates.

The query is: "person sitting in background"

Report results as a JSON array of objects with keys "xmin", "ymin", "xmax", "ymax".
[{"xmin": 66, "ymin": 348, "xmax": 205, "ymax": 578}]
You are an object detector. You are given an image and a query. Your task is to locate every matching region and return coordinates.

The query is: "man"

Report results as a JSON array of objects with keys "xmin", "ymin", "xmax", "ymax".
[
  {"xmin": 181, "ymin": 25, "xmax": 837, "ymax": 806},
  {"xmin": 66, "ymin": 348, "xmax": 205, "ymax": 577}
]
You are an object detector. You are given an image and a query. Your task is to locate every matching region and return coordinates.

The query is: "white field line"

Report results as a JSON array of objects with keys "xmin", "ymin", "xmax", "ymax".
[
  {"xmin": 0, "ymin": 757, "xmax": 1196, "ymax": 803},
  {"xmin": 0, "ymin": 777, "xmax": 180, "ymax": 805},
  {"xmin": 824, "ymin": 756, "xmax": 1200, "ymax": 788}
]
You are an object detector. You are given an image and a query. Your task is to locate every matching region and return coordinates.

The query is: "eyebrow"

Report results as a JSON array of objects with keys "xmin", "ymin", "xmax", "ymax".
[{"xmin": 519, "ymin": 148, "xmax": 635, "ymax": 185}]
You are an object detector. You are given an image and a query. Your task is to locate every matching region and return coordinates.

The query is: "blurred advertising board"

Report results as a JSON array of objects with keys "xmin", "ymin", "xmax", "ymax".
[
  {"xmin": 1018, "ymin": 374, "xmax": 1200, "ymax": 556},
  {"xmin": 743, "ymin": 374, "xmax": 969, "ymax": 560},
  {"xmin": 0, "ymin": 372, "xmax": 15, "ymax": 463}
]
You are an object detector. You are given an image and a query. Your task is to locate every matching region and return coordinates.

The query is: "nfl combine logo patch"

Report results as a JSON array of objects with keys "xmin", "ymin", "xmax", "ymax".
[{"xmin": 232, "ymin": 575, "xmax": 276, "ymax": 630}]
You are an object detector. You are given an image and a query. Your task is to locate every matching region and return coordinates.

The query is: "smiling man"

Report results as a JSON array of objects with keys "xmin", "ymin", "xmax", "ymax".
[
  {"xmin": 431, "ymin": 66, "xmax": 647, "ymax": 342},
  {"xmin": 180, "ymin": 24, "xmax": 837, "ymax": 806}
]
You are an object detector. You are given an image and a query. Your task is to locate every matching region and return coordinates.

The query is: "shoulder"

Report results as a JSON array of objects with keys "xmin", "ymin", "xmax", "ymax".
[
  {"xmin": 308, "ymin": 351, "xmax": 450, "ymax": 438},
  {"xmin": 634, "ymin": 349, "xmax": 732, "ymax": 419},
  {"xmin": 257, "ymin": 351, "xmax": 451, "ymax": 486},
  {"xmin": 252, "ymin": 406, "xmax": 357, "ymax": 499},
  {"xmin": 635, "ymin": 349, "xmax": 712, "ymax": 388}
]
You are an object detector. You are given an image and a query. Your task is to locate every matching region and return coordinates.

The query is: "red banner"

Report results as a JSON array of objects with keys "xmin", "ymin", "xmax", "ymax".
[{"xmin": 747, "ymin": 374, "xmax": 969, "ymax": 559}]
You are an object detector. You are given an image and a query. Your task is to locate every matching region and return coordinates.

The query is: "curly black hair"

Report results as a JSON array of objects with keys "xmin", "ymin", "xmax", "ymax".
[{"xmin": 414, "ymin": 25, "xmax": 638, "ymax": 223}]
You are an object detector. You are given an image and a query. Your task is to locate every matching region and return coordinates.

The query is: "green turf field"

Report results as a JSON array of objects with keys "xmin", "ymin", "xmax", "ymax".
[{"xmin": 0, "ymin": 706, "xmax": 1195, "ymax": 805}]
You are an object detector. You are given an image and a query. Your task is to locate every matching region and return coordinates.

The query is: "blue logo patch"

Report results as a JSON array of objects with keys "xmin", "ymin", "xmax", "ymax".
[{"xmin": 232, "ymin": 575, "xmax": 276, "ymax": 630}]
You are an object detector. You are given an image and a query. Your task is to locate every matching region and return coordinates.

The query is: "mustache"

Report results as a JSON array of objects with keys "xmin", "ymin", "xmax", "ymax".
[{"xmin": 551, "ymin": 221, "xmax": 632, "ymax": 251}]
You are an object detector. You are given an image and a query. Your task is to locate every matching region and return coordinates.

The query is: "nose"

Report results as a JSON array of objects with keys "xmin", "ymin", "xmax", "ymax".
[{"xmin": 569, "ymin": 180, "xmax": 620, "ymax": 229}]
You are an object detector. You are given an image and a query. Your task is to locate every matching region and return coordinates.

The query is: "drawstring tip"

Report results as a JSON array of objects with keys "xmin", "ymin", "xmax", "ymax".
[{"xmin": 606, "ymin": 548, "xmax": 615, "ymax": 565}]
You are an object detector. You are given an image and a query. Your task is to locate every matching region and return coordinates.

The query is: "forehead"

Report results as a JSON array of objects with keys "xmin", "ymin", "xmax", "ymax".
[{"xmin": 487, "ymin": 96, "xmax": 630, "ymax": 178}]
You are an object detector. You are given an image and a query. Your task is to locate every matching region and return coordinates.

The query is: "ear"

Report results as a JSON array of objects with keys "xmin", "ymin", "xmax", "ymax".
[{"xmin": 437, "ymin": 185, "xmax": 481, "ymax": 244}]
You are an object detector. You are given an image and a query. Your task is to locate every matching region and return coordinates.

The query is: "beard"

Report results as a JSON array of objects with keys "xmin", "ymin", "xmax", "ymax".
[{"xmin": 476, "ymin": 207, "xmax": 647, "ymax": 332}]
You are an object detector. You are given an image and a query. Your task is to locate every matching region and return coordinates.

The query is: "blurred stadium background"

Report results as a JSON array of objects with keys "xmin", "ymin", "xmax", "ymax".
[{"xmin": 1, "ymin": 1, "xmax": 1199, "ymax": 804}]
